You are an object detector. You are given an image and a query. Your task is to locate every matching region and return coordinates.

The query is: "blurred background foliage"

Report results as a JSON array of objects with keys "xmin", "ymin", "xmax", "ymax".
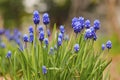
[{"xmin": 0, "ymin": 0, "xmax": 120, "ymax": 79}]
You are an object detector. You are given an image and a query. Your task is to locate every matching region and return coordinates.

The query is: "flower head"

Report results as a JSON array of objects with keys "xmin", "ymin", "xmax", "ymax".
[
  {"xmin": 33, "ymin": 10, "xmax": 40, "ymax": 25},
  {"xmin": 72, "ymin": 17, "xmax": 78, "ymax": 28},
  {"xmin": 78, "ymin": 16, "xmax": 84, "ymax": 29},
  {"xmin": 43, "ymin": 13, "xmax": 50, "ymax": 25},
  {"xmin": 85, "ymin": 19, "xmax": 91, "ymax": 29},
  {"xmin": 73, "ymin": 21, "xmax": 82, "ymax": 34},
  {"xmin": 84, "ymin": 29, "xmax": 93, "ymax": 39},
  {"xmin": 106, "ymin": 40, "xmax": 112, "ymax": 49},
  {"xmin": 23, "ymin": 34, "xmax": 29, "ymax": 42},
  {"xmin": 102, "ymin": 44, "xmax": 105, "ymax": 50},
  {"xmin": 29, "ymin": 26, "xmax": 34, "ymax": 33},
  {"xmin": 42, "ymin": 66, "xmax": 47, "ymax": 74},
  {"xmin": 93, "ymin": 19, "xmax": 100, "ymax": 31},
  {"xmin": 0, "ymin": 29, "xmax": 5, "ymax": 35},
  {"xmin": 74, "ymin": 44, "xmax": 79, "ymax": 52},
  {"xmin": 47, "ymin": 29, "xmax": 51, "ymax": 37},
  {"xmin": 60, "ymin": 25, "xmax": 65, "ymax": 34},
  {"xmin": 57, "ymin": 38, "xmax": 62, "ymax": 47},
  {"xmin": 84, "ymin": 27, "xmax": 97, "ymax": 40},
  {"xmin": 38, "ymin": 26, "xmax": 43, "ymax": 33},
  {"xmin": 44, "ymin": 38, "xmax": 49, "ymax": 45},
  {"xmin": 29, "ymin": 33, "xmax": 34, "ymax": 43},
  {"xmin": 39, "ymin": 31, "xmax": 44, "ymax": 41},
  {"xmin": 58, "ymin": 33, "xmax": 63, "ymax": 40},
  {"xmin": 6, "ymin": 51, "xmax": 11, "ymax": 58}
]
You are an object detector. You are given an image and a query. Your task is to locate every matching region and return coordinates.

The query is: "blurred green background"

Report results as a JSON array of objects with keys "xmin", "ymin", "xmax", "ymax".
[{"xmin": 0, "ymin": 0, "xmax": 120, "ymax": 79}]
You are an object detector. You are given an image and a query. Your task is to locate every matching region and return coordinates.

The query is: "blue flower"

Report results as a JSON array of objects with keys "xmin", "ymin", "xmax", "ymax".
[
  {"xmin": 29, "ymin": 26, "xmax": 34, "ymax": 33},
  {"xmin": 84, "ymin": 29, "xmax": 93, "ymax": 39},
  {"xmin": 78, "ymin": 16, "xmax": 84, "ymax": 29},
  {"xmin": 85, "ymin": 19, "xmax": 91, "ymax": 29},
  {"xmin": 38, "ymin": 26, "xmax": 43, "ymax": 33},
  {"xmin": 39, "ymin": 31, "xmax": 44, "ymax": 41},
  {"xmin": 0, "ymin": 42, "xmax": 6, "ymax": 48},
  {"xmin": 93, "ymin": 20, "xmax": 100, "ymax": 31},
  {"xmin": 33, "ymin": 10, "xmax": 40, "ymax": 25},
  {"xmin": 106, "ymin": 40, "xmax": 112, "ymax": 49},
  {"xmin": 102, "ymin": 44, "xmax": 105, "ymax": 50},
  {"xmin": 0, "ymin": 29, "xmax": 5, "ymax": 35},
  {"xmin": 57, "ymin": 38, "xmax": 62, "ymax": 47},
  {"xmin": 29, "ymin": 33, "xmax": 34, "ymax": 42},
  {"xmin": 47, "ymin": 29, "xmax": 51, "ymax": 37},
  {"xmin": 74, "ymin": 44, "xmax": 79, "ymax": 52},
  {"xmin": 72, "ymin": 17, "xmax": 78, "ymax": 28},
  {"xmin": 73, "ymin": 21, "xmax": 82, "ymax": 34},
  {"xmin": 23, "ymin": 34, "xmax": 29, "ymax": 42},
  {"xmin": 6, "ymin": 51, "xmax": 11, "ymax": 58},
  {"xmin": 84, "ymin": 27, "xmax": 97, "ymax": 40},
  {"xmin": 42, "ymin": 66, "xmax": 47, "ymax": 74},
  {"xmin": 44, "ymin": 38, "xmax": 49, "ymax": 45},
  {"xmin": 58, "ymin": 33, "xmax": 63, "ymax": 40},
  {"xmin": 43, "ymin": 13, "xmax": 50, "ymax": 25},
  {"xmin": 60, "ymin": 25, "xmax": 65, "ymax": 34}
]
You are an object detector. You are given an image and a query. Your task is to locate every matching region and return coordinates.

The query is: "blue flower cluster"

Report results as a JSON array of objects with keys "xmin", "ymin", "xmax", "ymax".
[
  {"xmin": 33, "ymin": 10, "xmax": 40, "ymax": 25},
  {"xmin": 43, "ymin": 13, "xmax": 50, "ymax": 25},
  {"xmin": 84, "ymin": 27, "xmax": 97, "ymax": 40},
  {"xmin": 74, "ymin": 44, "xmax": 80, "ymax": 52},
  {"xmin": 72, "ymin": 17, "xmax": 85, "ymax": 34},
  {"xmin": 23, "ymin": 34, "xmax": 29, "ymax": 42},
  {"xmin": 72, "ymin": 17, "xmax": 100, "ymax": 40},
  {"xmin": 101, "ymin": 40, "xmax": 112, "ymax": 50},
  {"xmin": 6, "ymin": 51, "xmax": 12, "ymax": 58},
  {"xmin": 42, "ymin": 66, "xmax": 47, "ymax": 74}
]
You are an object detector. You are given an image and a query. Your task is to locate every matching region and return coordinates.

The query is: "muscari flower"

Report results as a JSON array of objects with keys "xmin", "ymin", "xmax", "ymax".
[
  {"xmin": 73, "ymin": 21, "xmax": 82, "ymax": 34},
  {"xmin": 43, "ymin": 13, "xmax": 50, "ymax": 25},
  {"xmin": 93, "ymin": 19, "xmax": 100, "ymax": 31},
  {"xmin": 29, "ymin": 26, "xmax": 34, "ymax": 33},
  {"xmin": 102, "ymin": 44, "xmax": 105, "ymax": 50},
  {"xmin": 29, "ymin": 33, "xmax": 34, "ymax": 42},
  {"xmin": 47, "ymin": 29, "xmax": 51, "ymax": 37},
  {"xmin": 33, "ymin": 10, "xmax": 40, "ymax": 25},
  {"xmin": 58, "ymin": 33, "xmax": 63, "ymax": 40},
  {"xmin": 44, "ymin": 38, "xmax": 49, "ymax": 46},
  {"xmin": 23, "ymin": 34, "xmax": 29, "ymax": 42},
  {"xmin": 42, "ymin": 66, "xmax": 47, "ymax": 74},
  {"xmin": 106, "ymin": 40, "xmax": 112, "ymax": 49},
  {"xmin": 6, "ymin": 51, "xmax": 11, "ymax": 58},
  {"xmin": 38, "ymin": 26, "xmax": 43, "ymax": 33},
  {"xmin": 72, "ymin": 17, "xmax": 84, "ymax": 34},
  {"xmin": 0, "ymin": 29, "xmax": 5, "ymax": 35},
  {"xmin": 72, "ymin": 17, "xmax": 78, "ymax": 28},
  {"xmin": 85, "ymin": 19, "xmax": 91, "ymax": 29},
  {"xmin": 78, "ymin": 16, "xmax": 84, "ymax": 29},
  {"xmin": 84, "ymin": 27, "xmax": 97, "ymax": 40},
  {"xmin": 74, "ymin": 44, "xmax": 79, "ymax": 52},
  {"xmin": 39, "ymin": 31, "xmax": 44, "ymax": 41},
  {"xmin": 57, "ymin": 38, "xmax": 62, "ymax": 47},
  {"xmin": 60, "ymin": 25, "xmax": 65, "ymax": 34}
]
